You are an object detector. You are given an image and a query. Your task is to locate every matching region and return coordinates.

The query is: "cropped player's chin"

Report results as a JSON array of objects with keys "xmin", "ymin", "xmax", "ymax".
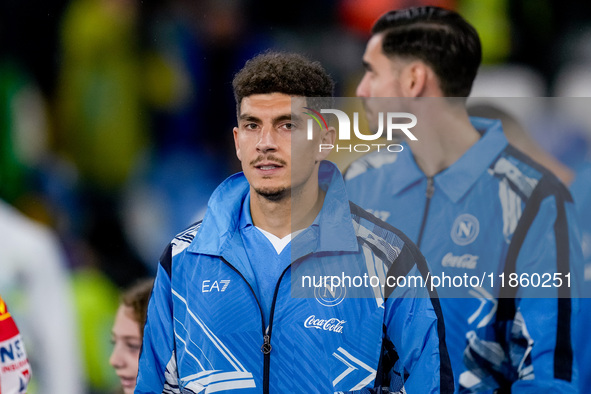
[{"xmin": 254, "ymin": 185, "xmax": 289, "ymax": 202}]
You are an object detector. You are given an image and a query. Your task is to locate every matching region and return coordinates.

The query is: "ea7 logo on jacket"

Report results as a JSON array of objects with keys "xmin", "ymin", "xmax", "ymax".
[{"xmin": 202, "ymin": 280, "xmax": 230, "ymax": 292}]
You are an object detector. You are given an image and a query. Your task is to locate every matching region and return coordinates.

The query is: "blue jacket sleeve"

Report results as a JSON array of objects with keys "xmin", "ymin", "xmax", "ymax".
[
  {"xmin": 510, "ymin": 195, "xmax": 581, "ymax": 392},
  {"xmin": 135, "ymin": 255, "xmax": 177, "ymax": 393},
  {"xmin": 383, "ymin": 245, "xmax": 454, "ymax": 394}
]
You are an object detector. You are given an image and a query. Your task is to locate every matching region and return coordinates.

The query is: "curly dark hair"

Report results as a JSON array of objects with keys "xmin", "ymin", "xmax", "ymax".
[
  {"xmin": 373, "ymin": 6, "xmax": 481, "ymax": 97},
  {"xmin": 232, "ymin": 51, "xmax": 334, "ymax": 113},
  {"xmin": 121, "ymin": 277, "xmax": 154, "ymax": 338}
]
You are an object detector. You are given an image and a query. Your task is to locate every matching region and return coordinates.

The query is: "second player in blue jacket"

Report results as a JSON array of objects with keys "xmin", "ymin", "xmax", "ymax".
[{"xmin": 345, "ymin": 117, "xmax": 583, "ymax": 393}]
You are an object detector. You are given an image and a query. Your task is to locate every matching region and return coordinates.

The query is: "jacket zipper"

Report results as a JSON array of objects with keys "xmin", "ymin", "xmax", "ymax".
[
  {"xmin": 416, "ymin": 176, "xmax": 434, "ymax": 248},
  {"xmin": 263, "ymin": 252, "xmax": 313, "ymax": 393},
  {"xmin": 219, "ymin": 257, "xmax": 268, "ymax": 388},
  {"xmin": 220, "ymin": 254, "xmax": 310, "ymax": 393}
]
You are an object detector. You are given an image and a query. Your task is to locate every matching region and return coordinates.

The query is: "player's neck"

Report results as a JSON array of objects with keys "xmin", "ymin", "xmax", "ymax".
[
  {"xmin": 409, "ymin": 106, "xmax": 480, "ymax": 177},
  {"xmin": 250, "ymin": 180, "xmax": 325, "ymax": 239}
]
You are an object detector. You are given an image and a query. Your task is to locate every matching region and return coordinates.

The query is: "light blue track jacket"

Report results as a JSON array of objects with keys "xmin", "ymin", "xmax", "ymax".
[
  {"xmin": 345, "ymin": 118, "xmax": 582, "ymax": 393},
  {"xmin": 136, "ymin": 161, "xmax": 453, "ymax": 393}
]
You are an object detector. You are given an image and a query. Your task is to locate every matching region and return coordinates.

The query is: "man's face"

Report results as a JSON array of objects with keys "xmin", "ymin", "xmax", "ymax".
[
  {"xmin": 356, "ymin": 34, "xmax": 410, "ymax": 133},
  {"xmin": 233, "ymin": 93, "xmax": 333, "ymax": 202},
  {"xmin": 356, "ymin": 34, "xmax": 405, "ymax": 98}
]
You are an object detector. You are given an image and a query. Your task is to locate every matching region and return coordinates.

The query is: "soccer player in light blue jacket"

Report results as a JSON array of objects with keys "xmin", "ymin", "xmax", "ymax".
[
  {"xmin": 136, "ymin": 52, "xmax": 453, "ymax": 393},
  {"xmin": 469, "ymin": 103, "xmax": 591, "ymax": 394},
  {"xmin": 345, "ymin": 6, "xmax": 582, "ymax": 393}
]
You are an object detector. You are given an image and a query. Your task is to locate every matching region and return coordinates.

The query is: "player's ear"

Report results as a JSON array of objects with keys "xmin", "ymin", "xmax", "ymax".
[
  {"xmin": 324, "ymin": 126, "xmax": 336, "ymax": 147},
  {"xmin": 402, "ymin": 61, "xmax": 428, "ymax": 98},
  {"xmin": 233, "ymin": 127, "xmax": 242, "ymax": 161},
  {"xmin": 316, "ymin": 125, "xmax": 336, "ymax": 162}
]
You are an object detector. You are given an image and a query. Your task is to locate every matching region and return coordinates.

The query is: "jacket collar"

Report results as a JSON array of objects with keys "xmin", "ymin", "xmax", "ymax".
[
  {"xmin": 187, "ymin": 172, "xmax": 249, "ymax": 256},
  {"xmin": 297, "ymin": 161, "xmax": 359, "ymax": 255},
  {"xmin": 390, "ymin": 117, "xmax": 508, "ymax": 203},
  {"xmin": 187, "ymin": 161, "xmax": 358, "ymax": 257}
]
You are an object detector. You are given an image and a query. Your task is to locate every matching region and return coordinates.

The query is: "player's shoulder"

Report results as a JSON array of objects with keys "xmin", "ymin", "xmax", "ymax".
[
  {"xmin": 349, "ymin": 201, "xmax": 430, "ymax": 283},
  {"xmin": 171, "ymin": 221, "xmax": 203, "ymax": 255},
  {"xmin": 490, "ymin": 144, "xmax": 571, "ymax": 203},
  {"xmin": 349, "ymin": 201, "xmax": 416, "ymax": 260},
  {"xmin": 159, "ymin": 220, "xmax": 203, "ymax": 277}
]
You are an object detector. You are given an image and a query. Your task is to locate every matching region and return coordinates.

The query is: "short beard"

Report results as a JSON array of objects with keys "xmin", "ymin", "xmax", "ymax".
[{"xmin": 254, "ymin": 186, "xmax": 289, "ymax": 202}]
